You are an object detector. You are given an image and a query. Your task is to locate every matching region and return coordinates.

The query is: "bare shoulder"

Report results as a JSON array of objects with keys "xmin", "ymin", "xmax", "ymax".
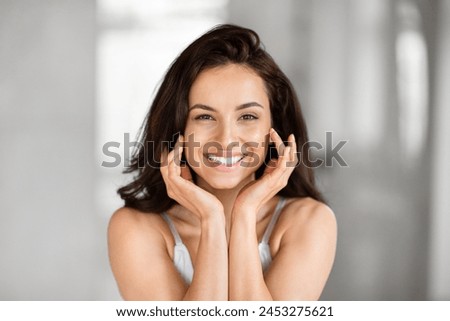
[
  {"xmin": 108, "ymin": 207, "xmax": 165, "ymax": 243},
  {"xmin": 284, "ymin": 197, "xmax": 335, "ymax": 222},
  {"xmin": 107, "ymin": 207, "xmax": 170, "ymax": 265},
  {"xmin": 109, "ymin": 206, "xmax": 158, "ymax": 229},
  {"xmin": 278, "ymin": 197, "xmax": 337, "ymax": 242},
  {"xmin": 107, "ymin": 207, "xmax": 184, "ymax": 300}
]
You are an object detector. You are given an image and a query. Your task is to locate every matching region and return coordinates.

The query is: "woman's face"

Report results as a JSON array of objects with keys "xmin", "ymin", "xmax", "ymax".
[{"xmin": 184, "ymin": 64, "xmax": 271, "ymax": 190}]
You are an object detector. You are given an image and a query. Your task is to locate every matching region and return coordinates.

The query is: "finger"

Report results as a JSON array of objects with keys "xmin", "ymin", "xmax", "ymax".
[
  {"xmin": 276, "ymin": 137, "xmax": 291, "ymax": 166},
  {"xmin": 160, "ymin": 147, "xmax": 169, "ymax": 167},
  {"xmin": 159, "ymin": 149, "xmax": 169, "ymax": 187},
  {"xmin": 281, "ymin": 145, "xmax": 291, "ymax": 168},
  {"xmin": 287, "ymin": 134, "xmax": 295, "ymax": 149},
  {"xmin": 175, "ymin": 135, "xmax": 184, "ymax": 167},
  {"xmin": 270, "ymin": 128, "xmax": 285, "ymax": 157},
  {"xmin": 166, "ymin": 147, "xmax": 175, "ymax": 166},
  {"xmin": 161, "ymin": 138, "xmax": 187, "ymax": 201},
  {"xmin": 275, "ymin": 146, "xmax": 295, "ymax": 188},
  {"xmin": 263, "ymin": 158, "xmax": 277, "ymax": 176},
  {"xmin": 271, "ymin": 144, "xmax": 292, "ymax": 179},
  {"xmin": 160, "ymin": 148, "xmax": 170, "ymax": 182},
  {"xmin": 287, "ymin": 134, "xmax": 297, "ymax": 165},
  {"xmin": 168, "ymin": 135, "xmax": 187, "ymax": 180},
  {"xmin": 266, "ymin": 158, "xmax": 278, "ymax": 168},
  {"xmin": 262, "ymin": 147, "xmax": 288, "ymax": 182},
  {"xmin": 287, "ymin": 134, "xmax": 295, "ymax": 160}
]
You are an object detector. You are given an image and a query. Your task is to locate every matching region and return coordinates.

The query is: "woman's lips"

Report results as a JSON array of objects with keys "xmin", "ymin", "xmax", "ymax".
[{"xmin": 205, "ymin": 154, "xmax": 245, "ymax": 166}]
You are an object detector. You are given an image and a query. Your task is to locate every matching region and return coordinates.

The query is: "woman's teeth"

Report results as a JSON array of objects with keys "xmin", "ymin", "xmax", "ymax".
[{"xmin": 206, "ymin": 154, "xmax": 244, "ymax": 166}]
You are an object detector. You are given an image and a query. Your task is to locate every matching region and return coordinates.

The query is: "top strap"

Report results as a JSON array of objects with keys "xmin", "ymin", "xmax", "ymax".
[
  {"xmin": 162, "ymin": 212, "xmax": 183, "ymax": 245},
  {"xmin": 261, "ymin": 197, "xmax": 286, "ymax": 244}
]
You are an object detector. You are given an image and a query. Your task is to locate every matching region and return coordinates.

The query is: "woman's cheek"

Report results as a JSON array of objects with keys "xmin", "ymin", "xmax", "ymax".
[
  {"xmin": 241, "ymin": 132, "xmax": 269, "ymax": 167},
  {"xmin": 182, "ymin": 131, "xmax": 202, "ymax": 167}
]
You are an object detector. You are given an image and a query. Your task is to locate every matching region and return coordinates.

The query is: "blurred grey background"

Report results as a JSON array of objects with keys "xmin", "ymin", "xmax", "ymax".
[{"xmin": 1, "ymin": 0, "xmax": 449, "ymax": 300}]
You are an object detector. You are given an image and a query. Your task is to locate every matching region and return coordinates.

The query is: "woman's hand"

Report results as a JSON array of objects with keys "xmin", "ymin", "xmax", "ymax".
[
  {"xmin": 160, "ymin": 136, "xmax": 224, "ymax": 220},
  {"xmin": 233, "ymin": 128, "xmax": 298, "ymax": 217}
]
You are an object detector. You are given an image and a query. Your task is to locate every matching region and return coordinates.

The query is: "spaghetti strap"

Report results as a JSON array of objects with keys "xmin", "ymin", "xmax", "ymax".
[
  {"xmin": 162, "ymin": 212, "xmax": 183, "ymax": 245},
  {"xmin": 161, "ymin": 212, "xmax": 194, "ymax": 284},
  {"xmin": 261, "ymin": 197, "xmax": 286, "ymax": 244}
]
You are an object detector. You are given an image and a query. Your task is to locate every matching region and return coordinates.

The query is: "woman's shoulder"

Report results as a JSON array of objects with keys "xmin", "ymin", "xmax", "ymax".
[
  {"xmin": 279, "ymin": 197, "xmax": 336, "ymax": 237},
  {"xmin": 108, "ymin": 206, "xmax": 168, "ymax": 245},
  {"xmin": 108, "ymin": 207, "xmax": 184, "ymax": 300},
  {"xmin": 109, "ymin": 206, "xmax": 159, "ymax": 227},
  {"xmin": 283, "ymin": 197, "xmax": 334, "ymax": 218}
]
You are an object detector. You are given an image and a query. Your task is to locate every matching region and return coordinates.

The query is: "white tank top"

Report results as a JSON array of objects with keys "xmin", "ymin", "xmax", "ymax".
[{"xmin": 162, "ymin": 197, "xmax": 286, "ymax": 284}]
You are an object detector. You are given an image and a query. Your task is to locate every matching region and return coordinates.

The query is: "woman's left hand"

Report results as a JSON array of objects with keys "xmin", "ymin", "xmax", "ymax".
[{"xmin": 233, "ymin": 128, "xmax": 298, "ymax": 218}]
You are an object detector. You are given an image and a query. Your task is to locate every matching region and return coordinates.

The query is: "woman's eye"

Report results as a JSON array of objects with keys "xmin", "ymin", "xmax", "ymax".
[
  {"xmin": 195, "ymin": 114, "xmax": 214, "ymax": 120},
  {"xmin": 240, "ymin": 114, "xmax": 258, "ymax": 120}
]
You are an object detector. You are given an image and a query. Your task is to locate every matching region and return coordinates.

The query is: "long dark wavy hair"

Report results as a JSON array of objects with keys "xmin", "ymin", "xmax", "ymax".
[{"xmin": 118, "ymin": 24, "xmax": 325, "ymax": 213}]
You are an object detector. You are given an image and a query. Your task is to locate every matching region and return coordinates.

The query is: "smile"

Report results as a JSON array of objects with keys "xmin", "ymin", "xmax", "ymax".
[{"xmin": 206, "ymin": 154, "xmax": 246, "ymax": 166}]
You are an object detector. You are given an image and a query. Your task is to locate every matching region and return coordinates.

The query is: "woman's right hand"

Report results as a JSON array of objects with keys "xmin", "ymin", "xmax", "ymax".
[{"xmin": 160, "ymin": 135, "xmax": 224, "ymax": 220}]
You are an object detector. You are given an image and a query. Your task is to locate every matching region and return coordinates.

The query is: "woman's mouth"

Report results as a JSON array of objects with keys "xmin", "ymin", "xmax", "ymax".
[{"xmin": 205, "ymin": 154, "xmax": 246, "ymax": 167}]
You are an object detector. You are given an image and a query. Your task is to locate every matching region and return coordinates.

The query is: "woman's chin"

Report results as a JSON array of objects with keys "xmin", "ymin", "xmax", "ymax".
[
  {"xmin": 201, "ymin": 177, "xmax": 243, "ymax": 190},
  {"xmin": 195, "ymin": 171, "xmax": 254, "ymax": 191}
]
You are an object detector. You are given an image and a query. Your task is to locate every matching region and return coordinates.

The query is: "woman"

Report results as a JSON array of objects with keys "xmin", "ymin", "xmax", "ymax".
[{"xmin": 108, "ymin": 24, "xmax": 336, "ymax": 301}]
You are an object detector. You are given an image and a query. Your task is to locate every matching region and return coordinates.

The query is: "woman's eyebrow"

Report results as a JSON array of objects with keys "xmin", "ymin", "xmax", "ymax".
[
  {"xmin": 189, "ymin": 102, "xmax": 263, "ymax": 111},
  {"xmin": 189, "ymin": 104, "xmax": 216, "ymax": 111},
  {"xmin": 236, "ymin": 102, "xmax": 264, "ymax": 110}
]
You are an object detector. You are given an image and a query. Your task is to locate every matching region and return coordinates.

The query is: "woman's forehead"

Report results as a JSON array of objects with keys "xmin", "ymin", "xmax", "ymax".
[{"xmin": 188, "ymin": 64, "xmax": 269, "ymax": 109}]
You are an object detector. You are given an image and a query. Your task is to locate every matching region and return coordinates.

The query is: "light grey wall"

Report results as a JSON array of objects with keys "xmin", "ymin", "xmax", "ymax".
[
  {"xmin": 427, "ymin": 0, "xmax": 450, "ymax": 300},
  {"xmin": 0, "ymin": 0, "xmax": 106, "ymax": 299}
]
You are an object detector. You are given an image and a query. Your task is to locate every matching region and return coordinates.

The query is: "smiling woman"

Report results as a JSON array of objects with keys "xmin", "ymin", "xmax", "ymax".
[{"xmin": 107, "ymin": 24, "xmax": 337, "ymax": 301}]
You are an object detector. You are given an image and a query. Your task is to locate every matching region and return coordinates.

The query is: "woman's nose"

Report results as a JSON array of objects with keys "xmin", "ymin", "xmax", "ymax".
[{"xmin": 214, "ymin": 122, "xmax": 238, "ymax": 150}]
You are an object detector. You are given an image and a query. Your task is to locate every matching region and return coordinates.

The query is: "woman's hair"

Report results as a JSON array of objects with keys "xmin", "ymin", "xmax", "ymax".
[{"xmin": 118, "ymin": 24, "xmax": 325, "ymax": 213}]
